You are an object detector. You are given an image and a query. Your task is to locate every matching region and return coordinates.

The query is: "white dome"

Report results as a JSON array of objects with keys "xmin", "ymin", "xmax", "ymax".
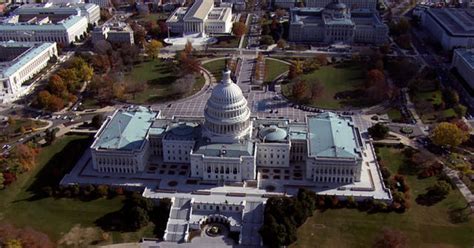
[{"xmin": 203, "ymin": 69, "xmax": 251, "ymax": 143}]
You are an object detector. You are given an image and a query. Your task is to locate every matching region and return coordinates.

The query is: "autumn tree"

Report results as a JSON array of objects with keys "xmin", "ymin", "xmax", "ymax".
[
  {"xmin": 125, "ymin": 80, "xmax": 147, "ymax": 100},
  {"xmin": 47, "ymin": 74, "xmax": 67, "ymax": 96},
  {"xmin": 37, "ymin": 91, "xmax": 52, "ymax": 109},
  {"xmin": 315, "ymin": 54, "xmax": 328, "ymax": 66},
  {"xmin": 276, "ymin": 39, "xmax": 287, "ymax": 49},
  {"xmin": 47, "ymin": 95, "xmax": 65, "ymax": 112},
  {"xmin": 292, "ymin": 79, "xmax": 309, "ymax": 103},
  {"xmin": 232, "ymin": 21, "xmax": 247, "ymax": 38},
  {"xmin": 13, "ymin": 144, "xmax": 38, "ymax": 172},
  {"xmin": 172, "ymin": 74, "xmax": 195, "ymax": 95},
  {"xmin": 0, "ymin": 173, "xmax": 4, "ymax": 189},
  {"xmin": 431, "ymin": 122, "xmax": 469, "ymax": 148},
  {"xmin": 184, "ymin": 41, "xmax": 193, "ymax": 55},
  {"xmin": 366, "ymin": 69, "xmax": 385, "ymax": 88},
  {"xmin": 310, "ymin": 79, "xmax": 324, "ymax": 100},
  {"xmin": 288, "ymin": 59, "xmax": 303, "ymax": 80},
  {"xmin": 145, "ymin": 40, "xmax": 163, "ymax": 59}
]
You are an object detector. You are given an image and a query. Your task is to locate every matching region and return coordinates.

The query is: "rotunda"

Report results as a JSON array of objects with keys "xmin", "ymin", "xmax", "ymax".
[{"xmin": 203, "ymin": 69, "xmax": 252, "ymax": 143}]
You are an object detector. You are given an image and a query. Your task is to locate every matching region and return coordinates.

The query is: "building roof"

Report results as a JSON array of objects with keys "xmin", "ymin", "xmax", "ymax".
[
  {"xmin": 258, "ymin": 125, "xmax": 288, "ymax": 142},
  {"xmin": 0, "ymin": 42, "xmax": 56, "ymax": 78},
  {"xmin": 183, "ymin": 0, "xmax": 214, "ymax": 21},
  {"xmin": 92, "ymin": 106, "xmax": 158, "ymax": 150},
  {"xmin": 194, "ymin": 141, "xmax": 254, "ymax": 158},
  {"xmin": 454, "ymin": 48, "xmax": 474, "ymax": 69},
  {"xmin": 307, "ymin": 112, "xmax": 361, "ymax": 159},
  {"xmin": 0, "ymin": 15, "xmax": 86, "ymax": 31},
  {"xmin": 427, "ymin": 8, "xmax": 474, "ymax": 37}
]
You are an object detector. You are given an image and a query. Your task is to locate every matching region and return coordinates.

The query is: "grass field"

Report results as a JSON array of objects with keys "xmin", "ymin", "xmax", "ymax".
[
  {"xmin": 132, "ymin": 13, "xmax": 168, "ymax": 22},
  {"xmin": 292, "ymin": 147, "xmax": 474, "ymax": 248},
  {"xmin": 412, "ymin": 89, "xmax": 457, "ymax": 123},
  {"xmin": 264, "ymin": 59, "xmax": 289, "ymax": 84},
  {"xmin": 125, "ymin": 59, "xmax": 204, "ymax": 104},
  {"xmin": 386, "ymin": 108, "xmax": 403, "ymax": 122},
  {"xmin": 0, "ymin": 135, "xmax": 152, "ymax": 244},
  {"xmin": 202, "ymin": 58, "xmax": 227, "ymax": 81},
  {"xmin": 210, "ymin": 35, "xmax": 240, "ymax": 48},
  {"xmin": 282, "ymin": 63, "xmax": 370, "ymax": 110}
]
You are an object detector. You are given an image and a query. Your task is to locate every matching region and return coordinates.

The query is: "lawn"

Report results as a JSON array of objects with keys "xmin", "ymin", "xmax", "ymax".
[
  {"xmin": 386, "ymin": 108, "xmax": 403, "ymax": 122},
  {"xmin": 282, "ymin": 63, "xmax": 370, "ymax": 110},
  {"xmin": 264, "ymin": 59, "xmax": 289, "ymax": 84},
  {"xmin": 131, "ymin": 12, "xmax": 169, "ymax": 22},
  {"xmin": 2, "ymin": 118, "xmax": 48, "ymax": 135},
  {"xmin": 412, "ymin": 89, "xmax": 457, "ymax": 123},
  {"xmin": 210, "ymin": 35, "xmax": 240, "ymax": 48},
  {"xmin": 202, "ymin": 58, "xmax": 227, "ymax": 81},
  {"xmin": 292, "ymin": 147, "xmax": 474, "ymax": 248},
  {"xmin": 0, "ymin": 135, "xmax": 152, "ymax": 244},
  {"xmin": 125, "ymin": 59, "xmax": 204, "ymax": 104}
]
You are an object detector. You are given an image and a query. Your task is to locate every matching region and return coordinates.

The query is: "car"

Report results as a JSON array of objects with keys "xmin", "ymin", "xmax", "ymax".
[
  {"xmin": 275, "ymin": 110, "xmax": 279, "ymax": 114},
  {"xmin": 63, "ymin": 116, "xmax": 68, "ymax": 120},
  {"xmin": 18, "ymin": 138, "xmax": 24, "ymax": 142},
  {"xmin": 269, "ymin": 109, "xmax": 273, "ymax": 113},
  {"xmin": 2, "ymin": 144, "xmax": 11, "ymax": 150}
]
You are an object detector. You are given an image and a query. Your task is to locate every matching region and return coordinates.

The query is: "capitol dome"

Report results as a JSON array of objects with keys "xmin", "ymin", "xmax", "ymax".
[{"xmin": 203, "ymin": 69, "xmax": 252, "ymax": 143}]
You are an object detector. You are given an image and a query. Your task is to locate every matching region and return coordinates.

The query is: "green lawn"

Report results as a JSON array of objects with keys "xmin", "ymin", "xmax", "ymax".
[
  {"xmin": 412, "ymin": 89, "xmax": 457, "ymax": 123},
  {"xmin": 210, "ymin": 36, "xmax": 240, "ymax": 48},
  {"xmin": 282, "ymin": 63, "xmax": 371, "ymax": 110},
  {"xmin": 292, "ymin": 147, "xmax": 474, "ymax": 248},
  {"xmin": 264, "ymin": 59, "xmax": 289, "ymax": 84},
  {"xmin": 125, "ymin": 59, "xmax": 204, "ymax": 104},
  {"xmin": 202, "ymin": 58, "xmax": 227, "ymax": 81},
  {"xmin": 132, "ymin": 12, "xmax": 168, "ymax": 22},
  {"xmin": 0, "ymin": 135, "xmax": 151, "ymax": 243},
  {"xmin": 386, "ymin": 108, "xmax": 403, "ymax": 122}
]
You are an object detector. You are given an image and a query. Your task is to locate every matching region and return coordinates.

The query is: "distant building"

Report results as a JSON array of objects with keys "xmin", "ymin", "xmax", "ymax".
[
  {"xmin": 305, "ymin": 0, "xmax": 377, "ymax": 10},
  {"xmin": 0, "ymin": 15, "xmax": 89, "ymax": 44},
  {"xmin": 0, "ymin": 41, "xmax": 57, "ymax": 103},
  {"xmin": 452, "ymin": 48, "xmax": 474, "ymax": 91},
  {"xmin": 421, "ymin": 8, "xmax": 474, "ymax": 50},
  {"xmin": 288, "ymin": 1, "xmax": 387, "ymax": 44},
  {"xmin": 13, "ymin": 2, "xmax": 100, "ymax": 25},
  {"xmin": 166, "ymin": 0, "xmax": 233, "ymax": 35},
  {"xmin": 88, "ymin": 0, "xmax": 111, "ymax": 8},
  {"xmin": 92, "ymin": 16, "xmax": 134, "ymax": 45},
  {"xmin": 48, "ymin": 0, "xmax": 85, "ymax": 4},
  {"xmin": 274, "ymin": 0, "xmax": 296, "ymax": 9}
]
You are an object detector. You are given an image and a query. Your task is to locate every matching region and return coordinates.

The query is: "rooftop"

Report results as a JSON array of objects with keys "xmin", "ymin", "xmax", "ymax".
[
  {"xmin": 0, "ymin": 42, "xmax": 56, "ymax": 78},
  {"xmin": 427, "ymin": 8, "xmax": 474, "ymax": 36},
  {"xmin": 454, "ymin": 48, "xmax": 474, "ymax": 68},
  {"xmin": 92, "ymin": 106, "xmax": 158, "ymax": 150},
  {"xmin": 194, "ymin": 141, "xmax": 254, "ymax": 158},
  {"xmin": 307, "ymin": 112, "xmax": 362, "ymax": 159},
  {"xmin": 183, "ymin": 0, "xmax": 214, "ymax": 21}
]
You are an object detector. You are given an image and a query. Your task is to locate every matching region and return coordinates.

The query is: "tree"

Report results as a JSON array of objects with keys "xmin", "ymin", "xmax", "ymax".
[
  {"xmin": 366, "ymin": 69, "xmax": 385, "ymax": 88},
  {"xmin": 453, "ymin": 104, "xmax": 467, "ymax": 118},
  {"xmin": 47, "ymin": 75, "xmax": 67, "ymax": 96},
  {"xmin": 260, "ymin": 35, "xmax": 275, "ymax": 45},
  {"xmin": 292, "ymin": 79, "xmax": 308, "ymax": 102},
  {"xmin": 145, "ymin": 40, "xmax": 163, "ymax": 59},
  {"xmin": 276, "ymin": 39, "xmax": 287, "ymax": 49},
  {"xmin": 91, "ymin": 114, "xmax": 104, "ymax": 129},
  {"xmin": 7, "ymin": 116, "xmax": 16, "ymax": 126},
  {"xmin": 428, "ymin": 180, "xmax": 451, "ymax": 197},
  {"xmin": 0, "ymin": 173, "xmax": 4, "ymax": 189},
  {"xmin": 125, "ymin": 80, "xmax": 147, "ymax": 100},
  {"xmin": 232, "ymin": 21, "xmax": 247, "ymax": 38},
  {"xmin": 315, "ymin": 54, "xmax": 328, "ymax": 66},
  {"xmin": 288, "ymin": 59, "xmax": 303, "ymax": 80},
  {"xmin": 368, "ymin": 123, "xmax": 389, "ymax": 139},
  {"xmin": 310, "ymin": 79, "xmax": 324, "ymax": 100},
  {"xmin": 47, "ymin": 95, "xmax": 65, "ymax": 112},
  {"xmin": 431, "ymin": 122, "xmax": 469, "ymax": 147},
  {"xmin": 373, "ymin": 228, "xmax": 408, "ymax": 248},
  {"xmin": 13, "ymin": 144, "xmax": 38, "ymax": 172},
  {"xmin": 96, "ymin": 185, "xmax": 109, "ymax": 197},
  {"xmin": 184, "ymin": 41, "xmax": 193, "ymax": 55},
  {"xmin": 37, "ymin": 90, "xmax": 52, "ymax": 109},
  {"xmin": 172, "ymin": 74, "xmax": 195, "ymax": 96},
  {"xmin": 44, "ymin": 128, "xmax": 57, "ymax": 145}
]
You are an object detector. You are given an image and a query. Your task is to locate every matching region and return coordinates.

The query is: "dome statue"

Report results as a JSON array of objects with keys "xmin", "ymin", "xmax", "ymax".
[{"xmin": 203, "ymin": 68, "xmax": 252, "ymax": 143}]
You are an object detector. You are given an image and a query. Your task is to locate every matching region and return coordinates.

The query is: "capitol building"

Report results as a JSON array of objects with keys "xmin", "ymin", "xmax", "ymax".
[{"xmin": 91, "ymin": 69, "xmax": 368, "ymax": 185}]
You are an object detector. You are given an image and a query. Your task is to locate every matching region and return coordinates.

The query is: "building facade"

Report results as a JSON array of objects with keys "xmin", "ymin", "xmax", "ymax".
[
  {"xmin": 91, "ymin": 21, "xmax": 134, "ymax": 45},
  {"xmin": 305, "ymin": 0, "xmax": 377, "ymax": 10},
  {"xmin": 0, "ymin": 15, "xmax": 89, "ymax": 44},
  {"xmin": 166, "ymin": 0, "xmax": 233, "ymax": 34},
  {"xmin": 0, "ymin": 41, "xmax": 58, "ymax": 103},
  {"xmin": 288, "ymin": 1, "xmax": 387, "ymax": 44},
  {"xmin": 452, "ymin": 48, "xmax": 474, "ymax": 90},
  {"xmin": 421, "ymin": 8, "xmax": 474, "ymax": 50}
]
